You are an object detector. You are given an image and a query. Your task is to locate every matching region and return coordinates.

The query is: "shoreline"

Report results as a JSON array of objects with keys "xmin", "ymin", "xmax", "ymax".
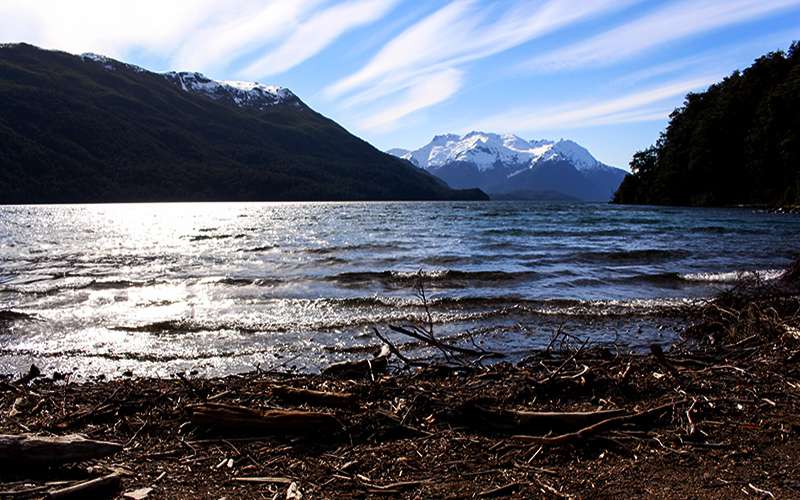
[{"xmin": 1, "ymin": 270, "xmax": 799, "ymax": 498}]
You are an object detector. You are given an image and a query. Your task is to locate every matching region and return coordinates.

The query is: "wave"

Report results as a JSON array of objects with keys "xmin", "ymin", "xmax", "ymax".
[
  {"xmin": 327, "ymin": 269, "xmax": 540, "ymax": 287},
  {"xmin": 186, "ymin": 234, "xmax": 247, "ymax": 242},
  {"xmin": 113, "ymin": 319, "xmax": 260, "ymax": 335},
  {"xmin": 244, "ymin": 245, "xmax": 277, "ymax": 252},
  {"xmin": 0, "ymin": 310, "xmax": 38, "ymax": 322},
  {"xmin": 212, "ymin": 277, "xmax": 283, "ymax": 287},
  {"xmin": 576, "ymin": 249, "xmax": 690, "ymax": 263},
  {"xmin": 692, "ymin": 226, "xmax": 765, "ymax": 235},
  {"xmin": 107, "ymin": 296, "xmax": 694, "ymax": 338},
  {"xmin": 305, "ymin": 243, "xmax": 405, "ymax": 255},
  {"xmin": 482, "ymin": 228, "xmax": 632, "ymax": 238},
  {"xmin": 3, "ymin": 278, "xmax": 163, "ymax": 295},
  {"xmin": 679, "ymin": 269, "xmax": 784, "ymax": 283},
  {"xmin": 570, "ymin": 268, "xmax": 785, "ymax": 287}
]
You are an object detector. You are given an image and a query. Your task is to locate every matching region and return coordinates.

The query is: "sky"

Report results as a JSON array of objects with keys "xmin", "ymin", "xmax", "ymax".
[{"xmin": 2, "ymin": 0, "xmax": 799, "ymax": 169}]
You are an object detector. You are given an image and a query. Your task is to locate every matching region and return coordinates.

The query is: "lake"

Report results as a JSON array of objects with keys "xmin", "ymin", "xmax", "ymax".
[{"xmin": 1, "ymin": 201, "xmax": 799, "ymax": 377}]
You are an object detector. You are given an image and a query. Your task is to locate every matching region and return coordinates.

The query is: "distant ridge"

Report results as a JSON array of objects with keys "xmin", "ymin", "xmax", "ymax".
[
  {"xmin": 0, "ymin": 43, "xmax": 487, "ymax": 203},
  {"xmin": 390, "ymin": 132, "xmax": 627, "ymax": 201}
]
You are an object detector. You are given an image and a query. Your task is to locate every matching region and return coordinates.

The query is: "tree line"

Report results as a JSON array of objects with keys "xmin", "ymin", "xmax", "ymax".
[{"xmin": 614, "ymin": 43, "xmax": 800, "ymax": 207}]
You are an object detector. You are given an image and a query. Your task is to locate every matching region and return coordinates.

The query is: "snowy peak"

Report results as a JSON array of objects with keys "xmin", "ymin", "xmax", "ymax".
[
  {"xmin": 78, "ymin": 51, "xmax": 299, "ymax": 110},
  {"xmin": 392, "ymin": 132, "xmax": 610, "ymax": 173},
  {"xmin": 545, "ymin": 140, "xmax": 602, "ymax": 171},
  {"xmin": 388, "ymin": 132, "xmax": 628, "ymax": 202}
]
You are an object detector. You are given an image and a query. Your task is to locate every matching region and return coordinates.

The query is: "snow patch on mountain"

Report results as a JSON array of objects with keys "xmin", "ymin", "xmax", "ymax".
[
  {"xmin": 395, "ymin": 132, "xmax": 612, "ymax": 173},
  {"xmin": 386, "ymin": 148, "xmax": 411, "ymax": 157},
  {"xmin": 77, "ymin": 51, "xmax": 296, "ymax": 110},
  {"xmin": 81, "ymin": 52, "xmax": 146, "ymax": 73},
  {"xmin": 163, "ymin": 72, "xmax": 297, "ymax": 109}
]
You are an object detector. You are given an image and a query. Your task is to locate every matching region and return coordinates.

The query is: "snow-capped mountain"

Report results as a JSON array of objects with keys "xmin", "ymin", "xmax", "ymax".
[
  {"xmin": 0, "ymin": 43, "xmax": 486, "ymax": 203},
  {"xmin": 81, "ymin": 53, "xmax": 301, "ymax": 110},
  {"xmin": 390, "ymin": 132, "xmax": 628, "ymax": 201}
]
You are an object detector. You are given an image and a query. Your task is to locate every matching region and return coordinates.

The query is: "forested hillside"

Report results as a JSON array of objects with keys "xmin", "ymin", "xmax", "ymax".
[{"xmin": 614, "ymin": 43, "xmax": 800, "ymax": 207}]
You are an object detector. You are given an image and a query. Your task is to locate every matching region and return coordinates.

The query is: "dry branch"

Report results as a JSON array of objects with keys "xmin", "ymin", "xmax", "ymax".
[
  {"xmin": 513, "ymin": 400, "xmax": 688, "ymax": 445},
  {"xmin": 46, "ymin": 474, "xmax": 121, "ymax": 499},
  {"xmin": 271, "ymin": 385, "xmax": 357, "ymax": 408}
]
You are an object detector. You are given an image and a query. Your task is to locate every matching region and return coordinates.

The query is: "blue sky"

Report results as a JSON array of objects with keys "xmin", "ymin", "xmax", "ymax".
[{"xmin": 2, "ymin": 0, "xmax": 799, "ymax": 169}]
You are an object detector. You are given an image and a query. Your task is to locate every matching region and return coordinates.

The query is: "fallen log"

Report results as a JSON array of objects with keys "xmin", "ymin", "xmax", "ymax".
[
  {"xmin": 0, "ymin": 434, "xmax": 123, "ymax": 466},
  {"xmin": 271, "ymin": 385, "xmax": 357, "ymax": 408},
  {"xmin": 447, "ymin": 403, "xmax": 628, "ymax": 435},
  {"xmin": 47, "ymin": 473, "xmax": 121, "ymax": 499},
  {"xmin": 187, "ymin": 403, "xmax": 343, "ymax": 436},
  {"xmin": 512, "ymin": 400, "xmax": 688, "ymax": 446}
]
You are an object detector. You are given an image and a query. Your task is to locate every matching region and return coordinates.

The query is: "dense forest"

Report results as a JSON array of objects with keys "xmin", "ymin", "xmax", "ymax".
[
  {"xmin": 0, "ymin": 44, "xmax": 486, "ymax": 203},
  {"xmin": 613, "ymin": 43, "xmax": 800, "ymax": 207}
]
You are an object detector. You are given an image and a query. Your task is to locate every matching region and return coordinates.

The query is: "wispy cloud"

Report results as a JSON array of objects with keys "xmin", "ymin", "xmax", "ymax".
[
  {"xmin": 357, "ymin": 69, "xmax": 463, "ymax": 130},
  {"xmin": 524, "ymin": 0, "xmax": 800, "ymax": 72},
  {"xmin": 0, "ymin": 0, "xmax": 325, "ymax": 75},
  {"xmin": 0, "ymin": 0, "xmax": 233, "ymax": 60},
  {"xmin": 0, "ymin": 0, "xmax": 396, "ymax": 79},
  {"xmin": 328, "ymin": 0, "xmax": 636, "ymax": 128},
  {"xmin": 171, "ymin": 1, "xmax": 323, "ymax": 74},
  {"xmin": 470, "ymin": 76, "xmax": 716, "ymax": 133},
  {"xmin": 237, "ymin": 0, "xmax": 399, "ymax": 79}
]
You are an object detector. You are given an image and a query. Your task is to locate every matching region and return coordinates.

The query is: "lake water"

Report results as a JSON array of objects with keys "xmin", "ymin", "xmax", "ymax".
[{"xmin": 1, "ymin": 201, "xmax": 799, "ymax": 378}]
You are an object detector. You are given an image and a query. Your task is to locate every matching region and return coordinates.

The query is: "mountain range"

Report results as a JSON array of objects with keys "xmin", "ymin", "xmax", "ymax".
[
  {"xmin": 0, "ymin": 44, "xmax": 486, "ymax": 203},
  {"xmin": 390, "ymin": 133, "xmax": 627, "ymax": 201}
]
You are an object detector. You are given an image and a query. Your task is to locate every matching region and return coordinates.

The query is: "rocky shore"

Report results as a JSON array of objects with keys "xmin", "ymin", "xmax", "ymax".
[{"xmin": 1, "ymin": 265, "xmax": 799, "ymax": 499}]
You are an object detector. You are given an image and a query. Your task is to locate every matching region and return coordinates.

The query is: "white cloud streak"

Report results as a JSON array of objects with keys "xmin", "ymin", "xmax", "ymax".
[
  {"xmin": 171, "ymin": 1, "xmax": 323, "ymax": 74},
  {"xmin": 333, "ymin": 0, "xmax": 636, "ymax": 129},
  {"xmin": 470, "ymin": 76, "xmax": 716, "ymax": 132},
  {"xmin": 237, "ymin": 0, "xmax": 399, "ymax": 79},
  {"xmin": 0, "ymin": 0, "xmax": 231, "ymax": 60},
  {"xmin": 525, "ymin": 0, "xmax": 800, "ymax": 72},
  {"xmin": 357, "ymin": 68, "xmax": 463, "ymax": 130},
  {"xmin": 0, "ymin": 0, "xmax": 397, "ymax": 79}
]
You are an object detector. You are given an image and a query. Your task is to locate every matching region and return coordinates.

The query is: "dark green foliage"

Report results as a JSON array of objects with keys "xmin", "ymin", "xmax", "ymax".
[
  {"xmin": 613, "ymin": 42, "xmax": 800, "ymax": 207},
  {"xmin": 0, "ymin": 44, "xmax": 487, "ymax": 203}
]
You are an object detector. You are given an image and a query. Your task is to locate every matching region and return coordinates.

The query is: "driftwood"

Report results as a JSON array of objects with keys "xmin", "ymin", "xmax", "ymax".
[
  {"xmin": 271, "ymin": 385, "xmax": 357, "ymax": 408},
  {"xmin": 0, "ymin": 434, "xmax": 123, "ymax": 466},
  {"xmin": 232, "ymin": 477, "xmax": 294, "ymax": 484},
  {"xmin": 188, "ymin": 403, "xmax": 343, "ymax": 436},
  {"xmin": 47, "ymin": 473, "xmax": 121, "ymax": 499},
  {"xmin": 323, "ymin": 348, "xmax": 389, "ymax": 379},
  {"xmin": 449, "ymin": 404, "xmax": 628, "ymax": 434},
  {"xmin": 513, "ymin": 400, "xmax": 688, "ymax": 445}
]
